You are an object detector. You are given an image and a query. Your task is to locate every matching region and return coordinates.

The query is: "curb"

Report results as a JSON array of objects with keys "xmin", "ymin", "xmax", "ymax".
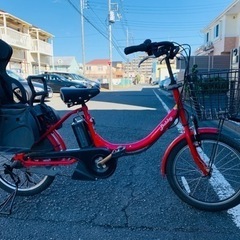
[{"xmin": 223, "ymin": 120, "xmax": 240, "ymax": 134}]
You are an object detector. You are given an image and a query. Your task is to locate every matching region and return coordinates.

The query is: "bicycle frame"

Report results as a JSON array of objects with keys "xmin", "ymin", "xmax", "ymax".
[
  {"xmin": 13, "ymin": 83, "xmax": 211, "ymax": 177},
  {"xmin": 12, "ymin": 45, "xmax": 213, "ymax": 177}
]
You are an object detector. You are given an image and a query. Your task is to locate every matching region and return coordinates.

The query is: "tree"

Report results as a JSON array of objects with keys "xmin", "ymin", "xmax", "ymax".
[{"xmin": 134, "ymin": 74, "xmax": 141, "ymax": 85}]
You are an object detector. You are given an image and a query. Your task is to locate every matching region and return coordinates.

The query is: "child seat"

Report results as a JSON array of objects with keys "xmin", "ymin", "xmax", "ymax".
[{"xmin": 0, "ymin": 39, "xmax": 39, "ymax": 149}]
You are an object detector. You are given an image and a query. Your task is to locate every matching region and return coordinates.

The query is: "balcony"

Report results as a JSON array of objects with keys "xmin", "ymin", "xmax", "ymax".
[
  {"xmin": 0, "ymin": 27, "xmax": 31, "ymax": 49},
  {"xmin": 31, "ymin": 39, "xmax": 53, "ymax": 56},
  {"xmin": 195, "ymin": 42, "xmax": 215, "ymax": 56}
]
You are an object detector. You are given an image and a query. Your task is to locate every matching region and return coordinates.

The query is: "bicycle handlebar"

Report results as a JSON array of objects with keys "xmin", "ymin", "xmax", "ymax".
[{"xmin": 124, "ymin": 39, "xmax": 179, "ymax": 59}]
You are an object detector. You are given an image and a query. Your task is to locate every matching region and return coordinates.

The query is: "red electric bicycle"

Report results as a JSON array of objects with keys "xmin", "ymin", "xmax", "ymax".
[{"xmin": 0, "ymin": 39, "xmax": 240, "ymax": 214}]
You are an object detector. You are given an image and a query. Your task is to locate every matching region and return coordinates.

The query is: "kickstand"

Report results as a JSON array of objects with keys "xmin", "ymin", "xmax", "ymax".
[
  {"xmin": 0, "ymin": 186, "xmax": 18, "ymax": 215},
  {"xmin": 0, "ymin": 163, "xmax": 20, "ymax": 215}
]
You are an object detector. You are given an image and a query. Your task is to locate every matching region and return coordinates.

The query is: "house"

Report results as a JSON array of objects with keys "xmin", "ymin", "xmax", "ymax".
[
  {"xmin": 85, "ymin": 59, "xmax": 109, "ymax": 81},
  {"xmin": 51, "ymin": 56, "xmax": 82, "ymax": 74},
  {"xmin": 196, "ymin": 0, "xmax": 240, "ymax": 58},
  {"xmin": 0, "ymin": 10, "xmax": 54, "ymax": 77},
  {"xmin": 112, "ymin": 61, "xmax": 124, "ymax": 78},
  {"xmin": 85, "ymin": 59, "xmax": 124, "ymax": 81}
]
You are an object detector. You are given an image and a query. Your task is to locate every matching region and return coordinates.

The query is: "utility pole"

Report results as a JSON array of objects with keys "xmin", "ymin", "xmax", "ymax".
[
  {"xmin": 107, "ymin": 2, "xmax": 120, "ymax": 89},
  {"xmin": 80, "ymin": 0, "xmax": 86, "ymax": 75},
  {"xmin": 108, "ymin": 0, "xmax": 113, "ymax": 90},
  {"xmin": 126, "ymin": 27, "xmax": 129, "ymax": 79}
]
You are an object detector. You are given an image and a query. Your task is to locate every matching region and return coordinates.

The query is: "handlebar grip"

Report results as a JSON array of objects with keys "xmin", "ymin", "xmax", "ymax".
[{"xmin": 124, "ymin": 39, "xmax": 152, "ymax": 55}]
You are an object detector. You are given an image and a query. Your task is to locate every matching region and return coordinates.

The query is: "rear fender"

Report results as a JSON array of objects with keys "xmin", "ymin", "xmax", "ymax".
[{"xmin": 161, "ymin": 127, "xmax": 218, "ymax": 176}]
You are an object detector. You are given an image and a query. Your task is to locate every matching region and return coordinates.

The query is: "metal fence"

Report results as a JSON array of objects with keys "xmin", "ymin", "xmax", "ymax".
[{"xmin": 177, "ymin": 55, "xmax": 231, "ymax": 72}]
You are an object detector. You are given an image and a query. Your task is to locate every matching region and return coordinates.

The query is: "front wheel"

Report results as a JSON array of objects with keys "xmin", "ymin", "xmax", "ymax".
[{"xmin": 166, "ymin": 133, "xmax": 240, "ymax": 211}]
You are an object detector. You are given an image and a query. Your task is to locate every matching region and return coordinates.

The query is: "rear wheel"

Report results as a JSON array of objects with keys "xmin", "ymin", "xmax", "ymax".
[
  {"xmin": 0, "ymin": 139, "xmax": 57, "ymax": 196},
  {"xmin": 166, "ymin": 133, "xmax": 240, "ymax": 211}
]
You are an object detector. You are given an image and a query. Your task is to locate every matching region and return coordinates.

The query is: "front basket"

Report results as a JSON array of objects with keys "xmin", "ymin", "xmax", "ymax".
[{"xmin": 186, "ymin": 70, "xmax": 240, "ymax": 120}]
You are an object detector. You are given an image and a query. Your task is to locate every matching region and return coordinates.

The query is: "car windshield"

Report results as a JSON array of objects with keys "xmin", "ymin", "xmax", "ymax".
[
  {"xmin": 71, "ymin": 74, "xmax": 82, "ymax": 80},
  {"xmin": 6, "ymin": 70, "xmax": 26, "ymax": 82},
  {"xmin": 58, "ymin": 75, "xmax": 69, "ymax": 81}
]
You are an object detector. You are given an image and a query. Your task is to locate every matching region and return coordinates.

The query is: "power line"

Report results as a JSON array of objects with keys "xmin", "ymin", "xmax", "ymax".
[
  {"xmin": 67, "ymin": 0, "xmax": 109, "ymax": 40},
  {"xmin": 67, "ymin": 0, "xmax": 127, "ymax": 60}
]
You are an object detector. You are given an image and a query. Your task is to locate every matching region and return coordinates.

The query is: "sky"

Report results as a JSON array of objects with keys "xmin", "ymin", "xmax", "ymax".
[{"xmin": 0, "ymin": 0, "xmax": 235, "ymax": 63}]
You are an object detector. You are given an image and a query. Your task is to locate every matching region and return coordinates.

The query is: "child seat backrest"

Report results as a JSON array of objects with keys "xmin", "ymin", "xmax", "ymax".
[
  {"xmin": 0, "ymin": 39, "xmax": 38, "ymax": 149},
  {"xmin": 0, "ymin": 39, "xmax": 27, "ymax": 104},
  {"xmin": 0, "ymin": 39, "xmax": 61, "ymax": 150}
]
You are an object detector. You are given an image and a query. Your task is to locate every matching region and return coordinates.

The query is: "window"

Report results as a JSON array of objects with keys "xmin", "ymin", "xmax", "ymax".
[
  {"xmin": 98, "ymin": 66, "xmax": 103, "ymax": 71},
  {"xmin": 214, "ymin": 24, "xmax": 219, "ymax": 38},
  {"xmin": 206, "ymin": 32, "xmax": 209, "ymax": 42}
]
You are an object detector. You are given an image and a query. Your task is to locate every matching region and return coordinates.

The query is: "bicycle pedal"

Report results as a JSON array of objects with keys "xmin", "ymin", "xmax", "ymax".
[{"xmin": 112, "ymin": 146, "xmax": 126, "ymax": 158}]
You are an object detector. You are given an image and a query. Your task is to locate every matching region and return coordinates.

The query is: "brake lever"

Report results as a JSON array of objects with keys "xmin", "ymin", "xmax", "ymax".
[{"xmin": 159, "ymin": 57, "xmax": 166, "ymax": 64}]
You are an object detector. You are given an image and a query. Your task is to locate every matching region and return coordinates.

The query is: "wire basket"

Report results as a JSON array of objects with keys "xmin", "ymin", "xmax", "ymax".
[{"xmin": 186, "ymin": 69, "xmax": 240, "ymax": 120}]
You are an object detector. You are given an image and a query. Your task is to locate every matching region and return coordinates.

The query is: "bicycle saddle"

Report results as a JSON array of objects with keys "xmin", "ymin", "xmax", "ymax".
[{"xmin": 60, "ymin": 87, "xmax": 100, "ymax": 106}]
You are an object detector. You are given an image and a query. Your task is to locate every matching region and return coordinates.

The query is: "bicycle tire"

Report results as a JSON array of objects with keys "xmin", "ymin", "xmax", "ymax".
[
  {"xmin": 0, "ymin": 139, "xmax": 56, "ymax": 196},
  {"xmin": 166, "ymin": 132, "xmax": 240, "ymax": 211}
]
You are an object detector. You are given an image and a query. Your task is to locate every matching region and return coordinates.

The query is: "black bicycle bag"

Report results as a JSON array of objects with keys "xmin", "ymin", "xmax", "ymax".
[
  {"xmin": 0, "ymin": 104, "xmax": 40, "ymax": 149},
  {"xmin": 0, "ymin": 103, "xmax": 61, "ymax": 150}
]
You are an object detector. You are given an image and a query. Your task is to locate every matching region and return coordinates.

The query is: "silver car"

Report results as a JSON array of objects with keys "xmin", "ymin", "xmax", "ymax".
[
  {"xmin": 7, "ymin": 70, "xmax": 53, "ymax": 102},
  {"xmin": 45, "ymin": 71, "xmax": 101, "ymax": 89}
]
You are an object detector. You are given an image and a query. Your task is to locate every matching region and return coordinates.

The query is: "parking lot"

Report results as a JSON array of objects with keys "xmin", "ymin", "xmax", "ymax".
[{"xmin": 0, "ymin": 85, "xmax": 240, "ymax": 240}]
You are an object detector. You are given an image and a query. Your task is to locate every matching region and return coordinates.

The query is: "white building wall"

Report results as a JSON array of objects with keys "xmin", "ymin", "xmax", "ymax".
[{"xmin": 225, "ymin": 15, "xmax": 238, "ymax": 37}]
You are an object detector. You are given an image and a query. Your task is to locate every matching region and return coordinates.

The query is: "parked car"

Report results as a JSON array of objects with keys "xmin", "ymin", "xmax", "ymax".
[
  {"xmin": 151, "ymin": 80, "xmax": 159, "ymax": 85},
  {"xmin": 159, "ymin": 73, "xmax": 178, "ymax": 90},
  {"xmin": 76, "ymin": 75, "xmax": 101, "ymax": 89},
  {"xmin": 45, "ymin": 71, "xmax": 101, "ymax": 89},
  {"xmin": 159, "ymin": 78, "xmax": 171, "ymax": 90},
  {"xmin": 6, "ymin": 70, "xmax": 53, "ymax": 102},
  {"xmin": 29, "ymin": 73, "xmax": 86, "ymax": 93},
  {"xmin": 150, "ymin": 78, "xmax": 159, "ymax": 85},
  {"xmin": 163, "ymin": 78, "xmax": 171, "ymax": 90},
  {"xmin": 159, "ymin": 79, "xmax": 164, "ymax": 89}
]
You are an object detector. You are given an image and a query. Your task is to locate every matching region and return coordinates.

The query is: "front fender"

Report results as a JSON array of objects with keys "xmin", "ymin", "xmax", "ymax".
[{"xmin": 161, "ymin": 127, "xmax": 218, "ymax": 176}]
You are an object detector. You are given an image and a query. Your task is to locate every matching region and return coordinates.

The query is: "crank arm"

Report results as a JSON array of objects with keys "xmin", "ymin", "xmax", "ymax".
[{"xmin": 98, "ymin": 147, "xmax": 126, "ymax": 165}]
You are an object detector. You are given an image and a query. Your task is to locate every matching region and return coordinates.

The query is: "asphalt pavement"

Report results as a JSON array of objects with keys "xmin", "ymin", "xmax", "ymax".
[{"xmin": 0, "ymin": 84, "xmax": 240, "ymax": 240}]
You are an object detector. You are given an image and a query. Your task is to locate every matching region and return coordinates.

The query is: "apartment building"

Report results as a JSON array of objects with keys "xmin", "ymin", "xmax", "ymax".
[
  {"xmin": 124, "ymin": 55, "xmax": 154, "ymax": 83},
  {"xmin": 0, "ymin": 10, "xmax": 53, "ymax": 77}
]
